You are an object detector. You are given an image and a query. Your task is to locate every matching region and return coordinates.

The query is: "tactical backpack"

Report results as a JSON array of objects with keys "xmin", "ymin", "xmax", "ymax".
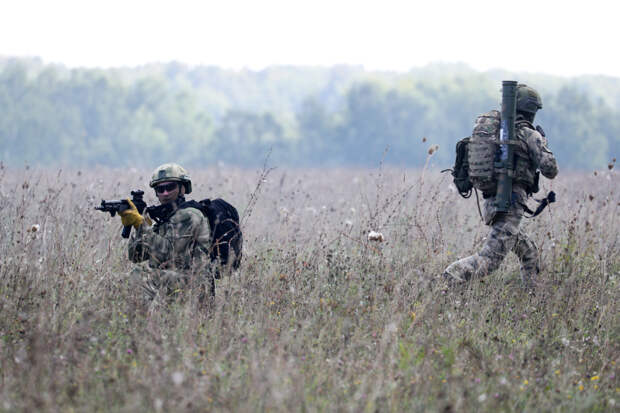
[
  {"xmin": 467, "ymin": 110, "xmax": 502, "ymax": 195},
  {"xmin": 444, "ymin": 136, "xmax": 473, "ymax": 198},
  {"xmin": 198, "ymin": 198, "xmax": 243, "ymax": 272},
  {"xmin": 467, "ymin": 110, "xmax": 540, "ymax": 197}
]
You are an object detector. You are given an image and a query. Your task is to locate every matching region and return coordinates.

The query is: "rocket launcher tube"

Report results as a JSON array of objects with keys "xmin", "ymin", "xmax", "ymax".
[{"xmin": 495, "ymin": 80, "xmax": 518, "ymax": 213}]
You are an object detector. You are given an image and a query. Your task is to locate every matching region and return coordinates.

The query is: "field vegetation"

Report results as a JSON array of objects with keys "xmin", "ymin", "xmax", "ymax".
[{"xmin": 0, "ymin": 162, "xmax": 618, "ymax": 412}]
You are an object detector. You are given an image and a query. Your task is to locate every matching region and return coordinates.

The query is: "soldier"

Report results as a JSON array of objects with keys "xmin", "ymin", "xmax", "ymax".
[
  {"xmin": 118, "ymin": 163, "xmax": 215, "ymax": 301},
  {"xmin": 443, "ymin": 84, "xmax": 558, "ymax": 289}
]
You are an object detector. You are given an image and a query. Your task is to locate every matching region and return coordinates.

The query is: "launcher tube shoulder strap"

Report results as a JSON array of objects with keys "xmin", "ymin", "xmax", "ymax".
[{"xmin": 519, "ymin": 191, "xmax": 556, "ymax": 218}]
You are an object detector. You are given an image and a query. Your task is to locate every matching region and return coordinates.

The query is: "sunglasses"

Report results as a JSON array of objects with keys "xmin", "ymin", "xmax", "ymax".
[{"xmin": 154, "ymin": 182, "xmax": 179, "ymax": 194}]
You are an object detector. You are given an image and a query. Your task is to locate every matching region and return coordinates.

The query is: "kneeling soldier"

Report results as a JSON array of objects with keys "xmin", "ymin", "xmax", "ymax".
[{"xmin": 119, "ymin": 163, "xmax": 214, "ymax": 301}]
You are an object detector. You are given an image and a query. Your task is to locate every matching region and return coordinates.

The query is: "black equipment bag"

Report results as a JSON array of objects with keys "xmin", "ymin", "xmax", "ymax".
[
  {"xmin": 442, "ymin": 137, "xmax": 473, "ymax": 198},
  {"xmin": 199, "ymin": 198, "xmax": 242, "ymax": 271}
]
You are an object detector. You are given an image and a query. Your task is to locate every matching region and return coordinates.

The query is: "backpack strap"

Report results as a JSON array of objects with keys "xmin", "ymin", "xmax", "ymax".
[
  {"xmin": 177, "ymin": 199, "xmax": 205, "ymax": 213},
  {"xmin": 473, "ymin": 188, "xmax": 483, "ymax": 221},
  {"xmin": 146, "ymin": 196, "xmax": 189, "ymax": 225},
  {"xmin": 516, "ymin": 119, "xmax": 535, "ymax": 129}
]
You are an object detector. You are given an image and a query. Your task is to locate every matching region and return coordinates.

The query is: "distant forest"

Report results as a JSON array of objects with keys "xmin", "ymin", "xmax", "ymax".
[{"xmin": 1, "ymin": 57, "xmax": 619, "ymax": 170}]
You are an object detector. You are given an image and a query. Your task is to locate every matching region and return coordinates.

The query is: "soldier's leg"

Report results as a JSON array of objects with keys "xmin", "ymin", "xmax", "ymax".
[
  {"xmin": 157, "ymin": 269, "xmax": 190, "ymax": 297},
  {"xmin": 478, "ymin": 212, "xmax": 522, "ymax": 272},
  {"xmin": 444, "ymin": 212, "xmax": 521, "ymax": 284},
  {"xmin": 512, "ymin": 229, "xmax": 540, "ymax": 287},
  {"xmin": 128, "ymin": 265, "xmax": 160, "ymax": 301},
  {"xmin": 443, "ymin": 253, "xmax": 488, "ymax": 284}
]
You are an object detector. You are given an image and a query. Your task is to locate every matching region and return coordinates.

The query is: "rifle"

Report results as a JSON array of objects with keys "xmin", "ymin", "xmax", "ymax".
[{"xmin": 95, "ymin": 190, "xmax": 147, "ymax": 238}]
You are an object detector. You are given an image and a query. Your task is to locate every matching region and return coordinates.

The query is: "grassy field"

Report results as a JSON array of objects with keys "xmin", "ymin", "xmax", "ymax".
[{"xmin": 0, "ymin": 162, "xmax": 618, "ymax": 412}]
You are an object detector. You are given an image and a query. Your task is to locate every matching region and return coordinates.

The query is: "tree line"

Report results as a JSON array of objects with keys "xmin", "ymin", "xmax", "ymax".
[{"xmin": 1, "ymin": 58, "xmax": 618, "ymax": 170}]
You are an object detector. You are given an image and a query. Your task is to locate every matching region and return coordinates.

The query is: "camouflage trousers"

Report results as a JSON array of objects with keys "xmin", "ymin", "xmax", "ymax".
[
  {"xmin": 443, "ymin": 207, "xmax": 539, "ymax": 287},
  {"xmin": 129, "ymin": 263, "xmax": 215, "ymax": 301}
]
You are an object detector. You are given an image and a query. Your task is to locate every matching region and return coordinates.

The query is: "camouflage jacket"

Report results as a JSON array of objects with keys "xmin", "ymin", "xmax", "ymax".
[
  {"xmin": 128, "ymin": 206, "xmax": 212, "ymax": 273},
  {"xmin": 483, "ymin": 120, "xmax": 558, "ymax": 224},
  {"xmin": 515, "ymin": 121, "xmax": 558, "ymax": 190}
]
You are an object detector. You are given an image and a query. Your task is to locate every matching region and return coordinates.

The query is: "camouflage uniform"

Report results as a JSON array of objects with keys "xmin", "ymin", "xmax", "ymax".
[
  {"xmin": 128, "ymin": 205, "xmax": 213, "ymax": 300},
  {"xmin": 444, "ymin": 117, "xmax": 558, "ymax": 287}
]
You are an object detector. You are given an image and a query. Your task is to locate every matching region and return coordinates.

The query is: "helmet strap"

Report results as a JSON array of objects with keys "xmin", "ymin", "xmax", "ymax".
[{"xmin": 517, "ymin": 110, "xmax": 535, "ymax": 123}]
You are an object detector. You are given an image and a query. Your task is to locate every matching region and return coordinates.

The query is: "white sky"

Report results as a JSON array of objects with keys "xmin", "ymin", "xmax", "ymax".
[{"xmin": 1, "ymin": 0, "xmax": 619, "ymax": 77}]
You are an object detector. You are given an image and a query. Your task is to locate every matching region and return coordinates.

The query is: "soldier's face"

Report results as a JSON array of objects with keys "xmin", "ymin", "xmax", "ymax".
[{"xmin": 155, "ymin": 181, "xmax": 182, "ymax": 205}]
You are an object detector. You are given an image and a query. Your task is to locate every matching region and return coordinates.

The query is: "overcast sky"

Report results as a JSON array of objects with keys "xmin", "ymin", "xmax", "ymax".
[{"xmin": 1, "ymin": 0, "xmax": 618, "ymax": 77}]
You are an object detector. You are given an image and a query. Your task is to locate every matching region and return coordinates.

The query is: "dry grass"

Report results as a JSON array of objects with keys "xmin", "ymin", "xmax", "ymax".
[{"xmin": 0, "ymin": 162, "xmax": 618, "ymax": 412}]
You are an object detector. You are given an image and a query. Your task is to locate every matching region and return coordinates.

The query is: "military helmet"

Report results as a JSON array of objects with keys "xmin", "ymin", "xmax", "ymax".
[
  {"xmin": 149, "ymin": 163, "xmax": 192, "ymax": 194},
  {"xmin": 516, "ymin": 84, "xmax": 543, "ymax": 114}
]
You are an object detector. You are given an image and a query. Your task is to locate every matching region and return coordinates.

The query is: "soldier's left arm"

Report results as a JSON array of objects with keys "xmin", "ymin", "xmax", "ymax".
[{"xmin": 526, "ymin": 129, "xmax": 559, "ymax": 179}]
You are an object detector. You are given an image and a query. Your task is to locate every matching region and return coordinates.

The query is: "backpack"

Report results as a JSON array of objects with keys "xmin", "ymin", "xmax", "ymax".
[
  {"xmin": 200, "ymin": 198, "xmax": 243, "ymax": 271},
  {"xmin": 175, "ymin": 198, "xmax": 243, "ymax": 274},
  {"xmin": 448, "ymin": 136, "xmax": 473, "ymax": 198},
  {"xmin": 467, "ymin": 110, "xmax": 501, "ymax": 195}
]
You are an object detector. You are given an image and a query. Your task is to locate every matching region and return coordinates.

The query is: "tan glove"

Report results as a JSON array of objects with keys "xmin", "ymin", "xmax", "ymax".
[{"xmin": 119, "ymin": 199, "xmax": 144, "ymax": 229}]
